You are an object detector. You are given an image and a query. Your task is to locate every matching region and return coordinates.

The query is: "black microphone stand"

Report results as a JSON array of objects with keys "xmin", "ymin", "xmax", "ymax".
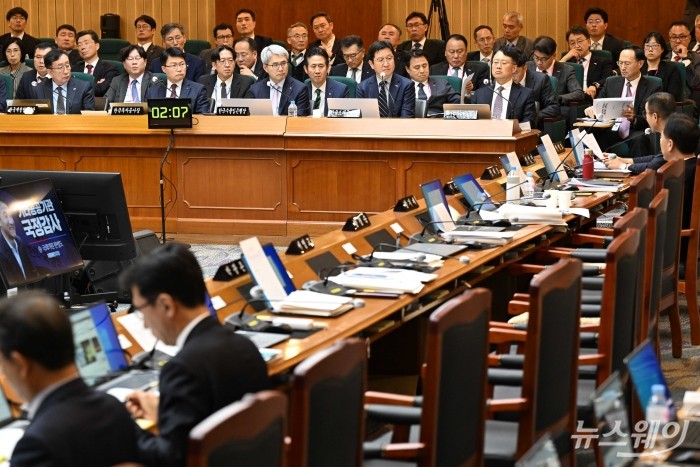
[{"xmin": 159, "ymin": 128, "xmax": 175, "ymax": 244}]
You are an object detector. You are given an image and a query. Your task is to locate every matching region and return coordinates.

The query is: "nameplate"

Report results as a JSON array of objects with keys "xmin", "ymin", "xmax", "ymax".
[
  {"xmin": 328, "ymin": 109, "xmax": 362, "ymax": 118},
  {"xmin": 443, "ymin": 110, "xmax": 478, "ymax": 120},
  {"xmin": 443, "ymin": 180, "xmax": 460, "ymax": 195},
  {"xmin": 216, "ymin": 106, "xmax": 251, "ymax": 116},
  {"xmin": 481, "ymin": 165, "xmax": 502, "ymax": 180},
  {"xmin": 342, "ymin": 212, "xmax": 371, "ymax": 231},
  {"xmin": 7, "ymin": 106, "xmax": 39, "ymax": 114},
  {"xmin": 286, "ymin": 234, "xmax": 315, "ymax": 255},
  {"xmin": 111, "ymin": 105, "xmax": 145, "ymax": 115},
  {"xmin": 212, "ymin": 259, "xmax": 248, "ymax": 282},
  {"xmin": 394, "ymin": 195, "xmax": 419, "ymax": 212},
  {"xmin": 519, "ymin": 151, "xmax": 537, "ymax": 167}
]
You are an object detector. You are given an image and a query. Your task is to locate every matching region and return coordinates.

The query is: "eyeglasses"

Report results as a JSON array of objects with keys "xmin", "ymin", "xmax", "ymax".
[
  {"xmin": 216, "ymin": 34, "xmax": 233, "ymax": 40},
  {"xmin": 289, "ymin": 34, "xmax": 308, "ymax": 40},
  {"xmin": 164, "ymin": 35, "xmax": 184, "ymax": 44},
  {"xmin": 128, "ymin": 300, "xmax": 153, "ymax": 315},
  {"xmin": 124, "ymin": 56, "xmax": 144, "ymax": 62},
  {"xmin": 617, "ymin": 60, "xmax": 635, "ymax": 67},
  {"xmin": 568, "ymin": 39, "xmax": 588, "ymax": 46},
  {"xmin": 163, "ymin": 62, "xmax": 187, "ymax": 69},
  {"xmin": 586, "ymin": 19, "xmax": 603, "ymax": 24},
  {"xmin": 372, "ymin": 56, "xmax": 394, "ymax": 64},
  {"xmin": 670, "ymin": 34, "xmax": 690, "ymax": 41},
  {"xmin": 532, "ymin": 54, "xmax": 552, "ymax": 63},
  {"xmin": 476, "ymin": 37, "xmax": 494, "ymax": 43},
  {"xmin": 342, "ymin": 50, "xmax": 364, "ymax": 60},
  {"xmin": 267, "ymin": 61, "xmax": 288, "ymax": 69},
  {"xmin": 491, "ymin": 60, "xmax": 513, "ymax": 66},
  {"xmin": 406, "ymin": 22, "xmax": 426, "ymax": 29},
  {"xmin": 216, "ymin": 58, "xmax": 235, "ymax": 65},
  {"xmin": 644, "ymin": 43, "xmax": 661, "ymax": 50},
  {"xmin": 313, "ymin": 22, "xmax": 330, "ymax": 30},
  {"xmin": 50, "ymin": 64, "xmax": 71, "ymax": 71},
  {"xmin": 9, "ymin": 15, "xmax": 25, "ymax": 21}
]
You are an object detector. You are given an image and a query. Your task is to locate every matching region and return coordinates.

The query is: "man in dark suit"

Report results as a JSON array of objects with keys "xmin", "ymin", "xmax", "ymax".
[
  {"xmin": 310, "ymin": 12, "xmax": 341, "ymax": 67},
  {"xmin": 493, "ymin": 11, "xmax": 534, "ymax": 60},
  {"xmin": 561, "ymin": 25, "xmax": 613, "ymax": 101},
  {"xmin": 233, "ymin": 37, "xmax": 267, "ymax": 81},
  {"xmin": 584, "ymin": 7, "xmax": 625, "ymax": 63},
  {"xmin": 134, "ymin": 15, "xmax": 163, "ymax": 67},
  {"xmin": 585, "ymin": 46, "xmax": 663, "ymax": 156},
  {"xmin": 397, "ymin": 11, "xmax": 445, "ymax": 66},
  {"xmin": 123, "ymin": 243, "xmax": 269, "ymax": 467},
  {"xmin": 15, "ymin": 43, "xmax": 54, "ymax": 100},
  {"xmin": 199, "ymin": 23, "xmax": 234, "ymax": 75},
  {"xmin": 234, "ymin": 9, "xmax": 273, "ymax": 55},
  {"xmin": 55, "ymin": 24, "xmax": 81, "ymax": 66},
  {"xmin": 304, "ymin": 47, "xmax": 349, "ymax": 116},
  {"xmin": 513, "ymin": 54, "xmax": 560, "ymax": 129},
  {"xmin": 430, "ymin": 34, "xmax": 489, "ymax": 94},
  {"xmin": 0, "ymin": 200, "xmax": 39, "ymax": 286},
  {"xmin": 146, "ymin": 48, "xmax": 209, "ymax": 114},
  {"xmin": 74, "ymin": 30, "xmax": 119, "ymax": 97},
  {"xmin": 104, "ymin": 44, "xmax": 154, "ymax": 106},
  {"xmin": 529, "ymin": 36, "xmax": 584, "ymax": 106},
  {"xmin": 378, "ymin": 23, "xmax": 409, "ymax": 77},
  {"xmin": 248, "ymin": 44, "xmax": 310, "ymax": 116},
  {"xmin": 468, "ymin": 25, "xmax": 496, "ymax": 67},
  {"xmin": 471, "ymin": 47, "xmax": 536, "ymax": 127},
  {"xmin": 198, "ymin": 45, "xmax": 255, "ymax": 111},
  {"xmin": 330, "ymin": 35, "xmax": 373, "ymax": 83},
  {"xmin": 0, "ymin": 293, "xmax": 140, "ymax": 466},
  {"xmin": 148, "ymin": 23, "xmax": 205, "ymax": 82},
  {"xmin": 0, "ymin": 7, "xmax": 38, "ymax": 58},
  {"xmin": 357, "ymin": 40, "xmax": 415, "ymax": 118},
  {"xmin": 34, "ymin": 49, "xmax": 95, "ymax": 113},
  {"xmin": 406, "ymin": 50, "xmax": 459, "ymax": 116},
  {"xmin": 287, "ymin": 22, "xmax": 309, "ymax": 82}
]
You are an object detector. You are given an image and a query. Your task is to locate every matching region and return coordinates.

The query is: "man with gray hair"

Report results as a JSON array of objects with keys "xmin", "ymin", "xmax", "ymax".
[
  {"xmin": 148, "ymin": 22, "xmax": 205, "ymax": 81},
  {"xmin": 248, "ymin": 44, "xmax": 310, "ymax": 115},
  {"xmin": 493, "ymin": 11, "xmax": 534, "ymax": 59}
]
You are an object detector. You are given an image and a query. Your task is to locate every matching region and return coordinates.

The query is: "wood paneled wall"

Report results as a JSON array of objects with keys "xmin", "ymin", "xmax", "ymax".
[{"xmin": 0, "ymin": 0, "xmax": 215, "ymax": 44}]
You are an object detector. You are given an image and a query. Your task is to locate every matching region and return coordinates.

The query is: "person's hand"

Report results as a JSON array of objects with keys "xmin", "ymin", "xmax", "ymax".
[
  {"xmin": 466, "ymin": 80, "xmax": 474, "ymax": 92},
  {"xmin": 97, "ymin": 78, "xmax": 105, "ymax": 84},
  {"xmin": 584, "ymin": 106, "xmax": 596, "ymax": 118},
  {"xmin": 125, "ymin": 390, "xmax": 159, "ymax": 421},
  {"xmin": 621, "ymin": 105, "xmax": 634, "ymax": 122},
  {"xmin": 238, "ymin": 66, "xmax": 256, "ymax": 78},
  {"xmin": 560, "ymin": 49, "xmax": 580, "ymax": 62},
  {"xmin": 585, "ymin": 85, "xmax": 597, "ymax": 99},
  {"xmin": 604, "ymin": 156, "xmax": 630, "ymax": 169},
  {"xmin": 675, "ymin": 44, "xmax": 688, "ymax": 59}
]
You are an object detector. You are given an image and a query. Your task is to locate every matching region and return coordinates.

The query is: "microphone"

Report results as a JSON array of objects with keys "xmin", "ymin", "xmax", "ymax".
[
  {"xmin": 482, "ymin": 78, "xmax": 516, "ymax": 119},
  {"xmin": 602, "ymin": 128, "xmax": 652, "ymax": 154},
  {"xmin": 267, "ymin": 80, "xmax": 298, "ymax": 114},
  {"xmin": 150, "ymin": 75, "xmax": 167, "ymax": 88},
  {"xmin": 351, "ymin": 245, "xmax": 434, "ymax": 272},
  {"xmin": 301, "ymin": 262, "xmax": 358, "ymax": 295},
  {"xmin": 543, "ymin": 123, "xmax": 602, "ymax": 186}
]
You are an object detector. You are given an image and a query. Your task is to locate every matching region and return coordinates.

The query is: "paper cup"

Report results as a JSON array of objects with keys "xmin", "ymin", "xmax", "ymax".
[
  {"xmin": 558, "ymin": 191, "xmax": 572, "ymax": 210},
  {"xmin": 544, "ymin": 190, "xmax": 558, "ymax": 209}
]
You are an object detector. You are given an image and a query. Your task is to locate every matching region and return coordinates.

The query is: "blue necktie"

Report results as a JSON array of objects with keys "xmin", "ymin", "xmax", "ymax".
[{"xmin": 131, "ymin": 80, "xmax": 139, "ymax": 103}]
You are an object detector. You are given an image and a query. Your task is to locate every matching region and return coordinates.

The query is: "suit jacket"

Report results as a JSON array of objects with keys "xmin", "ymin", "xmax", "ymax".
[
  {"xmin": 356, "ymin": 73, "xmax": 415, "ymax": 118},
  {"xmin": 421, "ymin": 77, "xmax": 460, "ymax": 115},
  {"xmin": 248, "ymin": 75, "xmax": 311, "ymax": 116},
  {"xmin": 144, "ymin": 44, "xmax": 164, "ymax": 67},
  {"xmin": 252, "ymin": 35, "xmax": 273, "ymax": 54},
  {"xmin": 0, "ymin": 62, "xmax": 31, "ymax": 95},
  {"xmin": 15, "ymin": 70, "xmax": 48, "ymax": 99},
  {"xmin": 527, "ymin": 61, "xmax": 584, "ymax": 104},
  {"xmin": 429, "ymin": 61, "xmax": 490, "ymax": 90},
  {"xmin": 199, "ymin": 47, "xmax": 215, "ymax": 75},
  {"xmin": 522, "ymin": 69, "xmax": 560, "ymax": 128},
  {"xmin": 0, "ymin": 235, "xmax": 39, "ymax": 286},
  {"xmin": 0, "ymin": 33, "xmax": 38, "ymax": 58},
  {"xmin": 145, "ymin": 78, "xmax": 210, "ymax": 114},
  {"xmin": 104, "ymin": 71, "xmax": 155, "ymax": 105},
  {"xmin": 566, "ymin": 53, "xmax": 613, "ymax": 92},
  {"xmin": 74, "ymin": 59, "xmax": 119, "ymax": 97},
  {"xmin": 67, "ymin": 49, "xmax": 81, "ymax": 67},
  {"xmin": 471, "ymin": 81, "xmax": 536, "ymax": 127},
  {"xmin": 0, "ymin": 75, "xmax": 5, "ymax": 112},
  {"xmin": 599, "ymin": 75, "xmax": 662, "ymax": 132},
  {"xmin": 289, "ymin": 52, "xmax": 308, "ymax": 82},
  {"xmin": 599, "ymin": 34, "xmax": 625, "ymax": 63},
  {"xmin": 32, "ymin": 77, "xmax": 95, "ymax": 113},
  {"xmin": 234, "ymin": 59, "xmax": 267, "ymax": 81},
  {"xmin": 397, "ymin": 39, "xmax": 446, "ymax": 66},
  {"xmin": 11, "ymin": 378, "xmax": 140, "ymax": 467},
  {"xmin": 467, "ymin": 51, "xmax": 491, "ymax": 62},
  {"xmin": 309, "ymin": 38, "xmax": 342, "ymax": 66},
  {"xmin": 494, "ymin": 36, "xmax": 535, "ymax": 60},
  {"xmin": 149, "ymin": 53, "xmax": 206, "ymax": 82},
  {"xmin": 330, "ymin": 60, "xmax": 374, "ymax": 82},
  {"xmin": 305, "ymin": 78, "xmax": 350, "ymax": 116},
  {"xmin": 136, "ymin": 317, "xmax": 269, "ymax": 467},
  {"xmin": 642, "ymin": 60, "xmax": 684, "ymax": 102},
  {"xmin": 198, "ymin": 73, "xmax": 256, "ymax": 100}
]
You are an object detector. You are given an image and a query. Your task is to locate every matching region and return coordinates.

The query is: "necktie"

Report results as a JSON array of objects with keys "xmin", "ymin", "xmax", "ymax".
[
  {"xmin": 413, "ymin": 42, "xmax": 421, "ymax": 51},
  {"xmin": 452, "ymin": 67, "xmax": 460, "ymax": 78},
  {"xmin": 592, "ymin": 42, "xmax": 600, "ymax": 50},
  {"xmin": 378, "ymin": 80, "xmax": 389, "ymax": 118},
  {"xmin": 313, "ymin": 88, "xmax": 321, "ymax": 110},
  {"xmin": 619, "ymin": 81, "xmax": 633, "ymax": 138},
  {"xmin": 86, "ymin": 64, "xmax": 93, "ymax": 75},
  {"xmin": 674, "ymin": 55, "xmax": 681, "ymax": 62},
  {"xmin": 56, "ymin": 86, "xmax": 65, "ymax": 114},
  {"xmin": 578, "ymin": 57, "xmax": 586, "ymax": 65},
  {"xmin": 220, "ymin": 81, "xmax": 227, "ymax": 99},
  {"xmin": 131, "ymin": 79, "xmax": 139, "ymax": 103},
  {"xmin": 482, "ymin": 57, "xmax": 490, "ymax": 64},
  {"xmin": 351, "ymin": 68, "xmax": 358, "ymax": 82},
  {"xmin": 169, "ymin": 83, "xmax": 178, "ymax": 98},
  {"xmin": 417, "ymin": 83, "xmax": 427, "ymax": 100},
  {"xmin": 492, "ymin": 85, "xmax": 505, "ymax": 119}
]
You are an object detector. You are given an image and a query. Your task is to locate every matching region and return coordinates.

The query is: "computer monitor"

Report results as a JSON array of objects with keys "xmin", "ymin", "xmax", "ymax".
[
  {"xmin": 0, "ymin": 178, "xmax": 83, "ymax": 289},
  {"xmin": 0, "ymin": 170, "xmax": 136, "ymax": 261},
  {"xmin": 452, "ymin": 173, "xmax": 498, "ymax": 212}
]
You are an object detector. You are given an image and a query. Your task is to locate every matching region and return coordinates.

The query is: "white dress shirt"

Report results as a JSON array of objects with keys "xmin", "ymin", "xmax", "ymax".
[{"xmin": 490, "ymin": 80, "xmax": 513, "ymax": 120}]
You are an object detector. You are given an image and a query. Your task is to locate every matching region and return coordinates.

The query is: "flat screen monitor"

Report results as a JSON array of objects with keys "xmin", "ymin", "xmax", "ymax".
[
  {"xmin": 0, "ymin": 170, "xmax": 136, "ymax": 261},
  {"xmin": 0, "ymin": 179, "xmax": 83, "ymax": 289},
  {"xmin": 453, "ymin": 173, "xmax": 498, "ymax": 212}
]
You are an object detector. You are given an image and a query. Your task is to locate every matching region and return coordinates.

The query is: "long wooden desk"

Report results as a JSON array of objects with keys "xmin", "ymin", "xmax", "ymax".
[{"xmin": 0, "ymin": 115, "xmax": 539, "ymax": 237}]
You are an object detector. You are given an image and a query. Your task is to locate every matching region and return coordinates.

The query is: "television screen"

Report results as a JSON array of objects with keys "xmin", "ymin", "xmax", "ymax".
[{"xmin": 0, "ymin": 179, "xmax": 83, "ymax": 288}]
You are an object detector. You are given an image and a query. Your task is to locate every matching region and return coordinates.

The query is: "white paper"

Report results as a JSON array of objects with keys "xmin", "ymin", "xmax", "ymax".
[
  {"xmin": 583, "ymin": 133, "xmax": 604, "ymax": 159},
  {"xmin": 593, "ymin": 97, "xmax": 634, "ymax": 120},
  {"xmin": 240, "ymin": 237, "xmax": 289, "ymax": 304},
  {"xmin": 540, "ymin": 134, "xmax": 568, "ymax": 183},
  {"xmin": 372, "ymin": 251, "xmax": 441, "ymax": 263},
  {"xmin": 116, "ymin": 313, "xmax": 179, "ymax": 357}
]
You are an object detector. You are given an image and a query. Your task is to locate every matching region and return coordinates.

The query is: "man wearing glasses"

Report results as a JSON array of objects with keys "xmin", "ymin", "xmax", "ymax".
[
  {"xmin": 528, "ymin": 35, "xmax": 584, "ymax": 108},
  {"xmin": 397, "ymin": 11, "xmax": 445, "ymax": 66},
  {"xmin": 15, "ymin": 42, "xmax": 54, "ymax": 99},
  {"xmin": 148, "ymin": 23, "xmax": 205, "ymax": 82},
  {"xmin": 583, "ymin": 7, "xmax": 625, "ymax": 63},
  {"xmin": 560, "ymin": 25, "xmax": 613, "ymax": 101},
  {"xmin": 198, "ymin": 45, "xmax": 255, "ymax": 111},
  {"xmin": 133, "ymin": 15, "xmax": 163, "ymax": 67},
  {"xmin": 248, "ymin": 44, "xmax": 310, "ymax": 116},
  {"xmin": 199, "ymin": 23, "xmax": 235, "ymax": 75},
  {"xmin": 32, "ymin": 49, "xmax": 94, "ymax": 113},
  {"xmin": 75, "ymin": 30, "xmax": 119, "ymax": 98},
  {"xmin": 287, "ymin": 22, "xmax": 309, "ymax": 82},
  {"xmin": 667, "ymin": 20, "xmax": 700, "ymax": 111},
  {"xmin": 309, "ymin": 12, "xmax": 341, "ymax": 67},
  {"xmin": 104, "ymin": 45, "xmax": 154, "ymax": 106},
  {"xmin": 146, "ymin": 47, "xmax": 210, "ymax": 114},
  {"xmin": 494, "ymin": 11, "xmax": 534, "ymax": 60},
  {"xmin": 0, "ymin": 7, "xmax": 38, "ymax": 59},
  {"xmin": 330, "ymin": 35, "xmax": 373, "ymax": 83}
]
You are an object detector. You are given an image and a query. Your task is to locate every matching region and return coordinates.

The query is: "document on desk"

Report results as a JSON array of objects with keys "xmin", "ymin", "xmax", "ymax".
[
  {"xmin": 565, "ymin": 178, "xmax": 623, "ymax": 192},
  {"xmin": 441, "ymin": 228, "xmax": 515, "ymax": 245},
  {"xmin": 329, "ymin": 267, "xmax": 437, "ymax": 295},
  {"xmin": 372, "ymin": 251, "xmax": 443, "ymax": 266},
  {"xmin": 497, "ymin": 204, "xmax": 566, "ymax": 225},
  {"xmin": 273, "ymin": 290, "xmax": 353, "ymax": 313}
]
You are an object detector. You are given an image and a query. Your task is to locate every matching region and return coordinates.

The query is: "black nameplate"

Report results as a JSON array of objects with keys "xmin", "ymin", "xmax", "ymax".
[
  {"xmin": 553, "ymin": 141, "xmax": 565, "ymax": 153},
  {"xmin": 213, "ymin": 259, "xmax": 248, "ymax": 281},
  {"xmin": 342, "ymin": 212, "xmax": 371, "ymax": 231},
  {"xmin": 443, "ymin": 109, "xmax": 478, "ymax": 120},
  {"xmin": 7, "ymin": 106, "xmax": 38, "ymax": 114},
  {"xmin": 519, "ymin": 152, "xmax": 537, "ymax": 167},
  {"xmin": 443, "ymin": 180, "xmax": 460, "ymax": 195},
  {"xmin": 216, "ymin": 106, "xmax": 251, "ymax": 116},
  {"xmin": 328, "ymin": 109, "xmax": 361, "ymax": 118},
  {"xmin": 286, "ymin": 234, "xmax": 315, "ymax": 255},
  {"xmin": 394, "ymin": 195, "xmax": 419, "ymax": 212},
  {"xmin": 111, "ymin": 105, "xmax": 145, "ymax": 115},
  {"xmin": 481, "ymin": 165, "xmax": 502, "ymax": 180}
]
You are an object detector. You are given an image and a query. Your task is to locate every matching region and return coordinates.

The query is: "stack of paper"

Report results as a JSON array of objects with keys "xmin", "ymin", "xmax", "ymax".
[
  {"xmin": 275, "ymin": 290, "xmax": 352, "ymax": 312},
  {"xmin": 371, "ymin": 250, "xmax": 444, "ymax": 267},
  {"xmin": 566, "ymin": 178, "xmax": 623, "ymax": 192},
  {"xmin": 329, "ymin": 267, "xmax": 437, "ymax": 295},
  {"xmin": 441, "ymin": 226, "xmax": 515, "ymax": 245},
  {"xmin": 497, "ymin": 204, "xmax": 565, "ymax": 225}
]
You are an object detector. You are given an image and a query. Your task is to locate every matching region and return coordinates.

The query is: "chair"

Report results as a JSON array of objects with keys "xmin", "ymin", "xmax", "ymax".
[
  {"xmin": 288, "ymin": 339, "xmax": 366, "ymax": 467},
  {"xmin": 486, "ymin": 259, "xmax": 582, "ymax": 465},
  {"xmin": 429, "ymin": 74, "xmax": 462, "ymax": 93},
  {"xmin": 543, "ymin": 75, "xmax": 567, "ymax": 142},
  {"xmin": 71, "ymin": 72, "xmax": 95, "ymax": 87},
  {"xmin": 185, "ymin": 40, "xmax": 212, "ymax": 56},
  {"xmin": 187, "ymin": 390, "xmax": 287, "ymax": 467},
  {"xmin": 569, "ymin": 62, "xmax": 584, "ymax": 88},
  {"xmin": 0, "ymin": 74, "xmax": 13, "ymax": 99},
  {"xmin": 272, "ymin": 40, "xmax": 288, "ymax": 50},
  {"xmin": 643, "ymin": 190, "xmax": 669, "ymax": 351},
  {"xmin": 678, "ymin": 156, "xmax": 700, "ymax": 347},
  {"xmin": 364, "ymin": 288, "xmax": 491, "ymax": 466},
  {"xmin": 24, "ymin": 58, "xmax": 33, "ymax": 69},
  {"xmin": 590, "ymin": 49, "xmax": 613, "ymax": 62},
  {"xmin": 104, "ymin": 59, "xmax": 125, "ymax": 76},
  {"xmin": 328, "ymin": 75, "xmax": 357, "ymax": 98},
  {"xmin": 667, "ymin": 59, "xmax": 687, "ymax": 100},
  {"xmin": 99, "ymin": 38, "xmax": 130, "ymax": 61},
  {"xmin": 36, "ymin": 38, "xmax": 56, "ymax": 47}
]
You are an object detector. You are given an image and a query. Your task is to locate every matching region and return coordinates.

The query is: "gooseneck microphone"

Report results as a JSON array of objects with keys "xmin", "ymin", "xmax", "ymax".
[{"xmin": 602, "ymin": 127, "xmax": 652, "ymax": 153}]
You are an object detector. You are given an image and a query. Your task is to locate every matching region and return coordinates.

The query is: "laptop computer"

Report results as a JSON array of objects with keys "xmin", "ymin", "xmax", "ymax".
[
  {"xmin": 515, "ymin": 433, "xmax": 561, "ymax": 467},
  {"xmin": 219, "ymin": 98, "xmax": 274, "ymax": 116},
  {"xmin": 591, "ymin": 371, "xmax": 636, "ymax": 466},
  {"xmin": 452, "ymin": 173, "xmax": 498, "ymax": 212},
  {"xmin": 327, "ymin": 98, "xmax": 380, "ymax": 118}
]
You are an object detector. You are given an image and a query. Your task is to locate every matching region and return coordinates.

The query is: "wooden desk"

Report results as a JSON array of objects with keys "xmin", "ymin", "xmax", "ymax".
[{"xmin": 0, "ymin": 115, "xmax": 539, "ymax": 237}]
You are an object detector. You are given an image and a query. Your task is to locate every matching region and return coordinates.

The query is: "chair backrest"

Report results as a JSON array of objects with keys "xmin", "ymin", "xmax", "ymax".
[
  {"xmin": 36, "ymin": 37, "xmax": 56, "ymax": 47},
  {"xmin": 642, "ymin": 189, "xmax": 669, "ymax": 345},
  {"xmin": 655, "ymin": 158, "xmax": 685, "ymax": 271},
  {"xmin": 98, "ymin": 38, "xmax": 130, "ymax": 61},
  {"xmin": 0, "ymin": 74, "xmax": 13, "ymax": 99},
  {"xmin": 627, "ymin": 169, "xmax": 656, "ymax": 210},
  {"xmin": 104, "ymin": 59, "xmax": 125, "ymax": 76},
  {"xmin": 549, "ymin": 75, "xmax": 559, "ymax": 96},
  {"xmin": 185, "ymin": 40, "xmax": 212, "ymax": 56},
  {"xmin": 569, "ymin": 62, "xmax": 584, "ymax": 88},
  {"xmin": 520, "ymin": 259, "xmax": 582, "ymax": 458},
  {"xmin": 645, "ymin": 75, "xmax": 663, "ymax": 89},
  {"xmin": 71, "ymin": 71, "xmax": 96, "ymax": 86},
  {"xmin": 430, "ymin": 74, "xmax": 462, "ymax": 93},
  {"xmin": 289, "ymin": 339, "xmax": 366, "ymax": 467},
  {"xmin": 187, "ymin": 390, "xmax": 287, "ymax": 467},
  {"xmin": 591, "ymin": 49, "xmax": 613, "ymax": 62},
  {"xmin": 666, "ymin": 60, "xmax": 687, "ymax": 100},
  {"xmin": 421, "ymin": 288, "xmax": 491, "ymax": 467},
  {"xmin": 327, "ymin": 75, "xmax": 357, "ymax": 98}
]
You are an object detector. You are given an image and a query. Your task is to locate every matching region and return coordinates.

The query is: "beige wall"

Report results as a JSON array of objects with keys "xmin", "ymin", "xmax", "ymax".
[{"xmin": 382, "ymin": 0, "xmax": 570, "ymax": 52}]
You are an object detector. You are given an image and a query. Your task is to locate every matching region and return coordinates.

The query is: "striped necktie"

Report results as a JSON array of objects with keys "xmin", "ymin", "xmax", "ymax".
[{"xmin": 378, "ymin": 81, "xmax": 389, "ymax": 117}]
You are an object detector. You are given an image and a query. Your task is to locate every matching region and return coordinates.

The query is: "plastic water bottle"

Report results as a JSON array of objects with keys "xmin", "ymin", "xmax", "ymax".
[
  {"xmin": 288, "ymin": 100, "xmax": 298, "ymax": 117},
  {"xmin": 646, "ymin": 384, "xmax": 670, "ymax": 454},
  {"xmin": 523, "ymin": 172, "xmax": 535, "ymax": 198},
  {"xmin": 506, "ymin": 169, "xmax": 520, "ymax": 203}
]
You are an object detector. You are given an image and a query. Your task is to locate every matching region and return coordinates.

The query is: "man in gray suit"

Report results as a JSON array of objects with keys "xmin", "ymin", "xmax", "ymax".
[
  {"xmin": 493, "ymin": 11, "xmax": 534, "ymax": 60},
  {"xmin": 406, "ymin": 50, "xmax": 459, "ymax": 116},
  {"xmin": 33, "ymin": 49, "xmax": 94, "ymax": 113},
  {"xmin": 104, "ymin": 44, "xmax": 154, "ymax": 107}
]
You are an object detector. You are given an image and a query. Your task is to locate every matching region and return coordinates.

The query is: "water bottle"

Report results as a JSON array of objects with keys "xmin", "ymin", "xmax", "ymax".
[
  {"xmin": 582, "ymin": 149, "xmax": 594, "ymax": 179},
  {"xmin": 506, "ymin": 169, "xmax": 520, "ymax": 203},
  {"xmin": 523, "ymin": 172, "xmax": 535, "ymax": 198},
  {"xmin": 646, "ymin": 384, "xmax": 670, "ymax": 454},
  {"xmin": 288, "ymin": 100, "xmax": 298, "ymax": 117}
]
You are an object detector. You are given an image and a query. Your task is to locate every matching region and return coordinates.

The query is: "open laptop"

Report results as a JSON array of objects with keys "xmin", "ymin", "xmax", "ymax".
[
  {"xmin": 219, "ymin": 98, "xmax": 274, "ymax": 116},
  {"xmin": 327, "ymin": 98, "xmax": 380, "ymax": 118},
  {"xmin": 452, "ymin": 173, "xmax": 498, "ymax": 212},
  {"xmin": 443, "ymin": 103, "xmax": 491, "ymax": 119},
  {"xmin": 591, "ymin": 371, "xmax": 636, "ymax": 466}
]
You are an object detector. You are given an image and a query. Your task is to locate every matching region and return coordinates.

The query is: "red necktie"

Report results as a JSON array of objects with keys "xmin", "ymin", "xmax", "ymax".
[
  {"xmin": 86, "ymin": 64, "xmax": 93, "ymax": 75},
  {"xmin": 674, "ymin": 55, "xmax": 681, "ymax": 62}
]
